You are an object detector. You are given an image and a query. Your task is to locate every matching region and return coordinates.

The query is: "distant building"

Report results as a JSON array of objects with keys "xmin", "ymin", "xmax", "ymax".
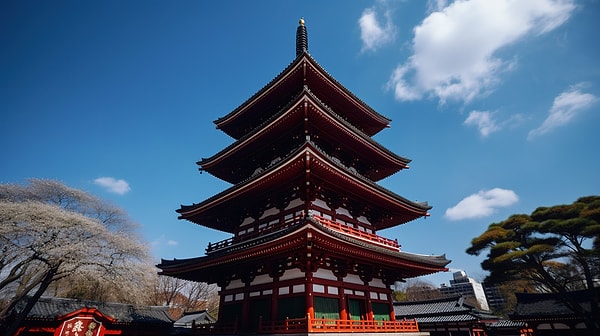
[
  {"xmin": 440, "ymin": 271, "xmax": 490, "ymax": 311},
  {"xmin": 482, "ymin": 282, "xmax": 506, "ymax": 312}
]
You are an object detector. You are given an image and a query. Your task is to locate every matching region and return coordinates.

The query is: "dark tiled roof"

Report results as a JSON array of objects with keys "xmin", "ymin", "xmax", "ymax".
[
  {"xmin": 416, "ymin": 314, "xmax": 477, "ymax": 323},
  {"xmin": 394, "ymin": 296, "xmax": 473, "ymax": 316},
  {"xmin": 174, "ymin": 310, "xmax": 216, "ymax": 327},
  {"xmin": 394, "ymin": 296, "xmax": 502, "ymax": 325},
  {"xmin": 487, "ymin": 320, "xmax": 527, "ymax": 328},
  {"xmin": 511, "ymin": 287, "xmax": 600, "ymax": 318},
  {"xmin": 18, "ymin": 297, "xmax": 173, "ymax": 325},
  {"xmin": 215, "ymin": 52, "xmax": 390, "ymax": 136}
]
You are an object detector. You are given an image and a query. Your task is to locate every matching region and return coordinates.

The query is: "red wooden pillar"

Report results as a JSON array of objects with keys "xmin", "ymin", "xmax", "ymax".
[
  {"xmin": 305, "ymin": 232, "xmax": 315, "ymax": 320},
  {"xmin": 271, "ymin": 276, "xmax": 279, "ymax": 322},
  {"xmin": 388, "ymin": 303, "xmax": 396, "ymax": 321},
  {"xmin": 365, "ymin": 285, "xmax": 373, "ymax": 321},
  {"xmin": 339, "ymin": 288, "xmax": 348, "ymax": 320},
  {"xmin": 241, "ymin": 283, "xmax": 250, "ymax": 330},
  {"xmin": 218, "ymin": 290, "xmax": 225, "ymax": 325},
  {"xmin": 306, "ymin": 262, "xmax": 314, "ymax": 319},
  {"xmin": 387, "ymin": 290, "xmax": 396, "ymax": 321}
]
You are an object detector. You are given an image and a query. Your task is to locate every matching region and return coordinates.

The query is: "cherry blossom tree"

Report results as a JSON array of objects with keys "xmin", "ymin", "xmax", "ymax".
[{"xmin": 0, "ymin": 179, "xmax": 152, "ymax": 335}]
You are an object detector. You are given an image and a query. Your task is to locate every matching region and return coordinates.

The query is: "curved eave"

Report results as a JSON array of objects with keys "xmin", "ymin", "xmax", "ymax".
[
  {"xmin": 201, "ymin": 88, "xmax": 410, "ymax": 184},
  {"xmin": 301, "ymin": 53, "xmax": 391, "ymax": 134},
  {"xmin": 213, "ymin": 55, "xmax": 304, "ymax": 136},
  {"xmin": 157, "ymin": 221, "xmax": 307, "ymax": 278},
  {"xmin": 306, "ymin": 143, "xmax": 431, "ymax": 229},
  {"xmin": 215, "ymin": 53, "xmax": 390, "ymax": 138},
  {"xmin": 178, "ymin": 144, "xmax": 307, "ymax": 233},
  {"xmin": 157, "ymin": 221, "xmax": 449, "ymax": 281},
  {"xmin": 309, "ymin": 220, "xmax": 450, "ymax": 276},
  {"xmin": 178, "ymin": 142, "xmax": 429, "ymax": 232}
]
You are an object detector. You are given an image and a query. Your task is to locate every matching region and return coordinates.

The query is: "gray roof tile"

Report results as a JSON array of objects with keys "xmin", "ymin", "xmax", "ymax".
[{"xmin": 18, "ymin": 297, "xmax": 173, "ymax": 324}]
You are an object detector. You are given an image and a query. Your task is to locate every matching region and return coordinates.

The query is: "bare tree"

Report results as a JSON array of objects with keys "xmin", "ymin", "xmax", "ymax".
[
  {"xmin": 0, "ymin": 179, "xmax": 152, "ymax": 335},
  {"xmin": 150, "ymin": 275, "xmax": 220, "ymax": 319},
  {"xmin": 404, "ymin": 279, "xmax": 443, "ymax": 301}
]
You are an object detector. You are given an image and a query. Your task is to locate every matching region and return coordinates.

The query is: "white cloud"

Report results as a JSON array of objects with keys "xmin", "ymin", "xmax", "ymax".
[
  {"xmin": 528, "ymin": 83, "xmax": 598, "ymax": 139},
  {"xmin": 464, "ymin": 110, "xmax": 499, "ymax": 137},
  {"xmin": 465, "ymin": 110, "xmax": 526, "ymax": 137},
  {"xmin": 388, "ymin": 0, "xmax": 575, "ymax": 104},
  {"xmin": 445, "ymin": 188, "xmax": 519, "ymax": 221},
  {"xmin": 151, "ymin": 235, "xmax": 179, "ymax": 248},
  {"xmin": 427, "ymin": 0, "xmax": 448, "ymax": 13},
  {"xmin": 358, "ymin": 6, "xmax": 396, "ymax": 52},
  {"xmin": 94, "ymin": 177, "xmax": 131, "ymax": 195}
]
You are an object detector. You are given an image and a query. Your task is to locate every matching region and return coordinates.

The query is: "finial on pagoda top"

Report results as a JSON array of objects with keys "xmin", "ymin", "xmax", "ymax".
[{"xmin": 296, "ymin": 17, "xmax": 308, "ymax": 57}]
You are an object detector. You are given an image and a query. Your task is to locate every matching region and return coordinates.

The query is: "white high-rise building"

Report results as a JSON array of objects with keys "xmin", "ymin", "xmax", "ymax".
[{"xmin": 439, "ymin": 271, "xmax": 490, "ymax": 311}]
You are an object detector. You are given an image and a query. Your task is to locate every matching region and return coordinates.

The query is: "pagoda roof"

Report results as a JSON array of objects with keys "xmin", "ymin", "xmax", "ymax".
[
  {"xmin": 157, "ymin": 218, "xmax": 449, "ymax": 283},
  {"xmin": 178, "ymin": 142, "xmax": 430, "ymax": 233},
  {"xmin": 200, "ymin": 86, "xmax": 410, "ymax": 184},
  {"xmin": 214, "ymin": 52, "xmax": 391, "ymax": 139}
]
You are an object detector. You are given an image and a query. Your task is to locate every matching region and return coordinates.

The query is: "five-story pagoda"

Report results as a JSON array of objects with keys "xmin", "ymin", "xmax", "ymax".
[{"xmin": 158, "ymin": 19, "xmax": 450, "ymax": 334}]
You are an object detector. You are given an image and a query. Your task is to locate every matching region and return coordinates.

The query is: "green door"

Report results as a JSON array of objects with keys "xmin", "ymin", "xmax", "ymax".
[
  {"xmin": 348, "ymin": 298, "xmax": 364, "ymax": 320},
  {"xmin": 249, "ymin": 297, "xmax": 270, "ymax": 331}
]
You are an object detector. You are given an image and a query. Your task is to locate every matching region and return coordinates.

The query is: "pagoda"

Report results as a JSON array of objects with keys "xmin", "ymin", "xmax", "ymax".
[{"xmin": 158, "ymin": 19, "xmax": 450, "ymax": 334}]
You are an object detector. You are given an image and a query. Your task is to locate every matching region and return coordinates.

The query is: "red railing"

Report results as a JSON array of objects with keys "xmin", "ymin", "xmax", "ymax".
[
  {"xmin": 258, "ymin": 316, "xmax": 419, "ymax": 333},
  {"xmin": 311, "ymin": 215, "xmax": 400, "ymax": 251},
  {"xmin": 206, "ymin": 215, "xmax": 303, "ymax": 254},
  {"xmin": 191, "ymin": 317, "xmax": 418, "ymax": 334},
  {"xmin": 206, "ymin": 213, "xmax": 401, "ymax": 254}
]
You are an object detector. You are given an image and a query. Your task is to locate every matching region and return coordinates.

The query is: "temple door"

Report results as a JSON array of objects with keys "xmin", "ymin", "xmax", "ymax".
[
  {"xmin": 348, "ymin": 298, "xmax": 365, "ymax": 320},
  {"xmin": 249, "ymin": 297, "xmax": 271, "ymax": 331}
]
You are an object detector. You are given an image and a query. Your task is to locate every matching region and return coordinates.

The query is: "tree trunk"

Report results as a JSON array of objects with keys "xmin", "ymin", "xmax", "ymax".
[{"xmin": 3, "ymin": 266, "xmax": 57, "ymax": 336}]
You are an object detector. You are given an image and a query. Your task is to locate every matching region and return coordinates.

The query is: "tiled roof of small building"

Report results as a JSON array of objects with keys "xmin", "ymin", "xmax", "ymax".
[
  {"xmin": 511, "ymin": 288, "xmax": 600, "ymax": 318},
  {"xmin": 17, "ymin": 297, "xmax": 173, "ymax": 325},
  {"xmin": 394, "ymin": 296, "xmax": 500, "ymax": 325},
  {"xmin": 174, "ymin": 310, "xmax": 216, "ymax": 327},
  {"xmin": 487, "ymin": 319, "xmax": 527, "ymax": 328},
  {"xmin": 394, "ymin": 296, "xmax": 473, "ymax": 316},
  {"xmin": 415, "ymin": 314, "xmax": 477, "ymax": 323}
]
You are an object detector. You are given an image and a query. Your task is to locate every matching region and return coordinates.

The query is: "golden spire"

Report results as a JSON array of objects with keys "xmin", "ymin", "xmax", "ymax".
[{"xmin": 296, "ymin": 17, "xmax": 308, "ymax": 57}]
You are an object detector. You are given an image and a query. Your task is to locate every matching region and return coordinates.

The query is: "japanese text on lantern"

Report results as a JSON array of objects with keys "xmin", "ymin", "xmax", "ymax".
[{"xmin": 58, "ymin": 317, "xmax": 101, "ymax": 336}]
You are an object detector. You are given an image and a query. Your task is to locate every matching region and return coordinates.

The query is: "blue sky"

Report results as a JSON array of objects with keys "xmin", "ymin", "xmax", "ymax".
[{"xmin": 2, "ymin": 0, "xmax": 599, "ymax": 287}]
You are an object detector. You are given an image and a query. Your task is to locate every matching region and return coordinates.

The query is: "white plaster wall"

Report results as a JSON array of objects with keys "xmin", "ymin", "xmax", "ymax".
[
  {"xmin": 335, "ymin": 207, "xmax": 352, "ymax": 217},
  {"xmin": 369, "ymin": 278, "xmax": 386, "ymax": 288},
  {"xmin": 280, "ymin": 268, "xmax": 304, "ymax": 281},
  {"xmin": 285, "ymin": 198, "xmax": 304, "ymax": 210},
  {"xmin": 226, "ymin": 279, "xmax": 244, "ymax": 290},
  {"xmin": 252, "ymin": 274, "xmax": 274, "ymax": 286},
  {"xmin": 313, "ymin": 269, "xmax": 337, "ymax": 281},
  {"xmin": 260, "ymin": 207, "xmax": 279, "ymax": 219},
  {"xmin": 312, "ymin": 198, "xmax": 331, "ymax": 210},
  {"xmin": 343, "ymin": 274, "xmax": 363, "ymax": 285}
]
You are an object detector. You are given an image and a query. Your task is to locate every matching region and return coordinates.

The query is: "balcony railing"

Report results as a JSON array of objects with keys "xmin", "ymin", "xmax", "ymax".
[
  {"xmin": 311, "ymin": 215, "xmax": 400, "ymax": 251},
  {"xmin": 205, "ymin": 213, "xmax": 401, "ymax": 254},
  {"xmin": 258, "ymin": 316, "xmax": 419, "ymax": 333},
  {"xmin": 206, "ymin": 215, "xmax": 303, "ymax": 254},
  {"xmin": 190, "ymin": 316, "xmax": 418, "ymax": 334}
]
